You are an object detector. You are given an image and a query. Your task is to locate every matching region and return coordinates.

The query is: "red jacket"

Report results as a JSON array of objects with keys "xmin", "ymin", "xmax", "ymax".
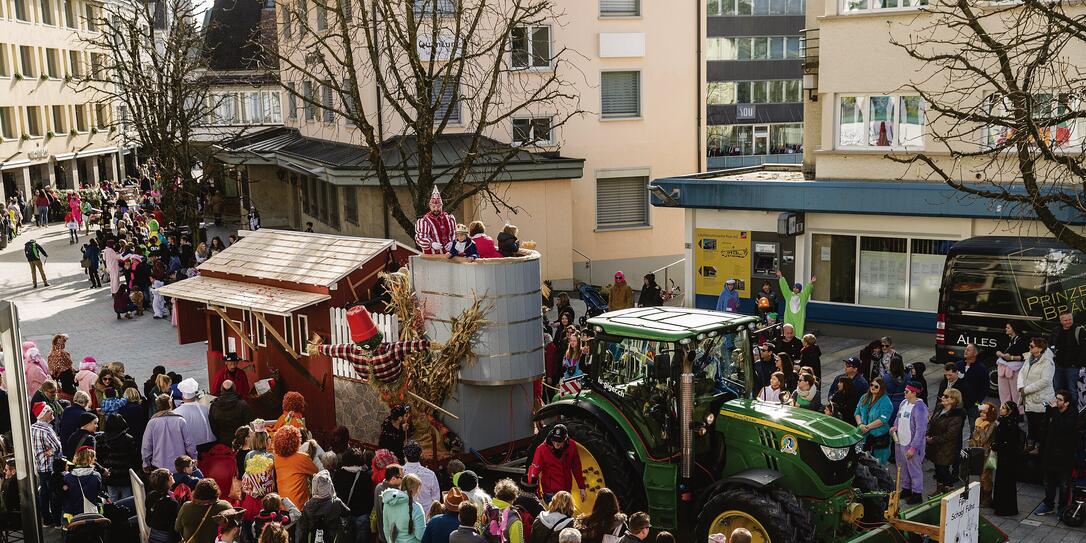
[
  {"xmin": 472, "ymin": 234, "xmax": 502, "ymax": 258},
  {"xmin": 527, "ymin": 439, "xmax": 586, "ymax": 495}
]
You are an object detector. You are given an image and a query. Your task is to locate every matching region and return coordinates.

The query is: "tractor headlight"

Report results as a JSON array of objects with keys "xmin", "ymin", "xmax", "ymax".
[{"xmin": 820, "ymin": 444, "xmax": 850, "ymax": 461}]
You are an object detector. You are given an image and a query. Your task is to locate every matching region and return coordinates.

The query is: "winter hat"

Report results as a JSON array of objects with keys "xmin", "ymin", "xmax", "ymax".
[
  {"xmin": 793, "ymin": 282, "xmax": 803, "ymax": 291},
  {"xmin": 21, "ymin": 341, "xmax": 37, "ymax": 358},
  {"xmin": 457, "ymin": 470, "xmax": 479, "ymax": 492},
  {"xmin": 310, "ymin": 470, "xmax": 335, "ymax": 500},
  {"xmin": 32, "ymin": 402, "xmax": 52, "ymax": 420},
  {"xmin": 177, "ymin": 378, "xmax": 199, "ymax": 399},
  {"xmin": 404, "ymin": 441, "xmax": 423, "ymax": 462},
  {"xmin": 80, "ymin": 357, "xmax": 98, "ymax": 372},
  {"xmin": 455, "ymin": 224, "xmax": 468, "ymax": 235},
  {"xmin": 78, "ymin": 412, "xmax": 98, "ymax": 427},
  {"xmin": 443, "ymin": 487, "xmax": 466, "ymax": 512},
  {"xmin": 614, "ymin": 271, "xmax": 625, "ymax": 283},
  {"xmin": 373, "ymin": 449, "xmax": 398, "ymax": 471}
]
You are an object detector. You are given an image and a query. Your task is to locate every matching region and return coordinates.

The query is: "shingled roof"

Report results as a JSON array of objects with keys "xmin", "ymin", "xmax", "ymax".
[{"xmin": 202, "ymin": 0, "xmax": 278, "ymax": 71}]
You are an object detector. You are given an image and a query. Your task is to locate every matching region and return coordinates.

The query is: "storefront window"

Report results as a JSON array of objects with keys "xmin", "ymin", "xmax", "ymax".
[
  {"xmin": 812, "ymin": 234, "xmax": 857, "ymax": 304},
  {"xmin": 708, "ymin": 123, "xmax": 803, "ymax": 156},
  {"xmin": 859, "ymin": 236, "xmax": 907, "ymax": 308},
  {"xmin": 909, "ymin": 239, "xmax": 953, "ymax": 310}
]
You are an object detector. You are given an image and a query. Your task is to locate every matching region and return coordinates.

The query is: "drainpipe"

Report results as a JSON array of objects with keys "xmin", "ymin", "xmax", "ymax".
[{"xmin": 696, "ymin": 0, "xmax": 704, "ymax": 172}]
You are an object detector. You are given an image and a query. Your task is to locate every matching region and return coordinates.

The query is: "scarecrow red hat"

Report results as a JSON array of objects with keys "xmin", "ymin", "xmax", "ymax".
[{"xmin": 346, "ymin": 306, "xmax": 379, "ymax": 343}]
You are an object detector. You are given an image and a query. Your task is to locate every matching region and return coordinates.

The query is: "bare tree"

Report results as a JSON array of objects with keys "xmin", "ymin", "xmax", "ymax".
[
  {"xmin": 888, "ymin": 1, "xmax": 1086, "ymax": 251},
  {"xmin": 79, "ymin": 0, "xmax": 224, "ymax": 230},
  {"xmin": 270, "ymin": 0, "xmax": 584, "ymax": 237}
]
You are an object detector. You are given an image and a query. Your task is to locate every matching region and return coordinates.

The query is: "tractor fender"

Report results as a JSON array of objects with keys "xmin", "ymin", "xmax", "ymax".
[
  {"xmin": 696, "ymin": 468, "xmax": 783, "ymax": 512},
  {"xmin": 534, "ymin": 400, "xmax": 641, "ymax": 463}
]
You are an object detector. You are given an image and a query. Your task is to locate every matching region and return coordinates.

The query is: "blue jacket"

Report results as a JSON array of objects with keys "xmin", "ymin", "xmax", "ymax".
[
  {"xmin": 421, "ymin": 512, "xmax": 460, "ymax": 543},
  {"xmin": 715, "ymin": 285, "xmax": 739, "ymax": 312},
  {"xmin": 82, "ymin": 244, "xmax": 101, "ymax": 268},
  {"xmin": 382, "ymin": 488, "xmax": 426, "ymax": 543},
  {"xmin": 59, "ymin": 405, "xmax": 88, "ymax": 446},
  {"xmin": 854, "ymin": 394, "xmax": 893, "ymax": 437},
  {"xmin": 62, "ymin": 467, "xmax": 103, "ymax": 516},
  {"xmin": 957, "ymin": 360, "xmax": 988, "ymax": 407}
]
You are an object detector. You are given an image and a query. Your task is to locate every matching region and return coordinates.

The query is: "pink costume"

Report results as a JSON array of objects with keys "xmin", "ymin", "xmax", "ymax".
[
  {"xmin": 414, "ymin": 187, "xmax": 456, "ymax": 255},
  {"xmin": 69, "ymin": 194, "xmax": 83, "ymax": 225}
]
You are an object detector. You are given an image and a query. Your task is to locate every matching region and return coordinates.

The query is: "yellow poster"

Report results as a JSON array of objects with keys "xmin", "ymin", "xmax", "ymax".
[{"xmin": 694, "ymin": 228, "xmax": 751, "ymax": 297}]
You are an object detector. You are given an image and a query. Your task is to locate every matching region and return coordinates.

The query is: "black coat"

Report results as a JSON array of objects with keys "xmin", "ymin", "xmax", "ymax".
[
  {"xmin": 990, "ymin": 416, "xmax": 1022, "ymax": 516},
  {"xmin": 97, "ymin": 427, "xmax": 141, "ymax": 487},
  {"xmin": 208, "ymin": 390, "xmax": 254, "ymax": 445},
  {"xmin": 332, "ymin": 466, "xmax": 374, "ymax": 518},
  {"xmin": 926, "ymin": 407, "xmax": 966, "ymax": 466},
  {"xmin": 1043, "ymin": 407, "xmax": 1080, "ymax": 470},
  {"xmin": 638, "ymin": 283, "xmax": 663, "ymax": 307},
  {"xmin": 800, "ymin": 344, "xmax": 822, "ymax": 384},
  {"xmin": 775, "ymin": 337, "xmax": 803, "ymax": 362},
  {"xmin": 496, "ymin": 232, "xmax": 520, "ymax": 257},
  {"xmin": 958, "ymin": 360, "xmax": 988, "ymax": 407},
  {"xmin": 116, "ymin": 401, "xmax": 148, "ymax": 445}
]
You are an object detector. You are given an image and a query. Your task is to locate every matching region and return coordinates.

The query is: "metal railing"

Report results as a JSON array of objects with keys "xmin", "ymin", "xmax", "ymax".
[
  {"xmin": 572, "ymin": 247, "xmax": 592, "ymax": 285},
  {"xmin": 800, "ymin": 28, "xmax": 819, "ymax": 76},
  {"xmin": 651, "ymin": 258, "xmax": 686, "ymax": 306}
]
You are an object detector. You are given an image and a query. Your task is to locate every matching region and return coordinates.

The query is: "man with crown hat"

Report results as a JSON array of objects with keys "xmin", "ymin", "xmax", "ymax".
[
  {"xmin": 415, "ymin": 186, "xmax": 457, "ymax": 255},
  {"xmin": 308, "ymin": 306, "xmax": 430, "ymax": 384}
]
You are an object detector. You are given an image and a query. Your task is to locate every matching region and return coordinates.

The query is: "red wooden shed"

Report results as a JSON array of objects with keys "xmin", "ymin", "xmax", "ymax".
[{"xmin": 158, "ymin": 229, "xmax": 417, "ymax": 435}]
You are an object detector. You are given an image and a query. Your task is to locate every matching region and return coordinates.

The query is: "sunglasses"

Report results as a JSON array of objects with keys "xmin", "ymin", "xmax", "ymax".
[{"xmin": 870, "ymin": 384, "xmax": 880, "ymax": 390}]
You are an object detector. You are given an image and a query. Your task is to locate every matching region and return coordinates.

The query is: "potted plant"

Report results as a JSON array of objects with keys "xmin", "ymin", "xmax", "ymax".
[
  {"xmin": 69, "ymin": 129, "xmax": 78, "ymax": 136},
  {"xmin": 21, "ymin": 133, "xmax": 30, "ymax": 141},
  {"xmin": 46, "ymin": 131, "xmax": 54, "ymax": 139},
  {"xmin": 39, "ymin": 73, "xmax": 48, "ymax": 81},
  {"xmin": 13, "ymin": 73, "xmax": 23, "ymax": 80}
]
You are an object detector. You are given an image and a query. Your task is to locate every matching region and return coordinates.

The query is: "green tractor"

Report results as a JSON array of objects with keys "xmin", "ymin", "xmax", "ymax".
[{"xmin": 531, "ymin": 306, "xmax": 1007, "ymax": 542}]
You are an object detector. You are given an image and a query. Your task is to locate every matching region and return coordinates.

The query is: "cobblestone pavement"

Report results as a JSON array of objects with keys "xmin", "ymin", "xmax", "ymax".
[{"xmin": 0, "ymin": 222, "xmax": 234, "ymax": 390}]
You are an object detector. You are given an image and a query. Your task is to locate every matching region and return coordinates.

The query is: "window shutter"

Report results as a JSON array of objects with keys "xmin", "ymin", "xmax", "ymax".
[
  {"xmin": 601, "ymin": 71, "xmax": 640, "ymax": 118},
  {"xmin": 600, "ymin": 0, "xmax": 640, "ymax": 16},
  {"xmin": 432, "ymin": 80, "xmax": 460, "ymax": 123},
  {"xmin": 596, "ymin": 177, "xmax": 648, "ymax": 228}
]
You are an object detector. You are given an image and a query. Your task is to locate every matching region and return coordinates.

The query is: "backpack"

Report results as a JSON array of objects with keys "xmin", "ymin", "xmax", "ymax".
[
  {"xmin": 483, "ymin": 504, "xmax": 524, "ymax": 543},
  {"xmin": 169, "ymin": 482, "xmax": 192, "ymax": 505}
]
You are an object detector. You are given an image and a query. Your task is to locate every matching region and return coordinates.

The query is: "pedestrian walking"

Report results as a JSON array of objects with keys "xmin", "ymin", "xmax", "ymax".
[
  {"xmin": 776, "ymin": 270, "xmax": 815, "ymax": 336},
  {"xmin": 892, "ymin": 382, "xmax": 929, "ymax": 504},
  {"xmin": 82, "ymin": 240, "xmax": 103, "ymax": 288},
  {"xmin": 24, "ymin": 238, "xmax": 49, "ymax": 288},
  {"xmin": 527, "ymin": 425, "xmax": 587, "ymax": 503}
]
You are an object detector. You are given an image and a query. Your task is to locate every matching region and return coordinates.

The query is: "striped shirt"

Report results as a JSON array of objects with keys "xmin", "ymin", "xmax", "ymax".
[
  {"xmin": 414, "ymin": 212, "xmax": 456, "ymax": 254},
  {"xmin": 318, "ymin": 340, "xmax": 430, "ymax": 383},
  {"xmin": 31, "ymin": 421, "xmax": 62, "ymax": 473}
]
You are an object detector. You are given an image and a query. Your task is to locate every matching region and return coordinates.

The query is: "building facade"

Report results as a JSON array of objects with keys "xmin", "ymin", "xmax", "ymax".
[
  {"xmin": 0, "ymin": 0, "xmax": 124, "ymax": 202},
  {"xmin": 652, "ymin": 1, "xmax": 1086, "ymax": 334},
  {"xmin": 216, "ymin": 0, "xmax": 698, "ymax": 287},
  {"xmin": 705, "ymin": 0, "xmax": 804, "ymax": 170}
]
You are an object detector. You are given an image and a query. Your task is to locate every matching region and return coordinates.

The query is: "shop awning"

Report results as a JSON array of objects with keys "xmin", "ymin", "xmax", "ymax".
[{"xmin": 157, "ymin": 275, "xmax": 329, "ymax": 316}]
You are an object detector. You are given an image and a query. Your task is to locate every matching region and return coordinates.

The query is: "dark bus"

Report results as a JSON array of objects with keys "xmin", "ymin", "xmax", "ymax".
[{"xmin": 936, "ymin": 237, "xmax": 1086, "ymax": 392}]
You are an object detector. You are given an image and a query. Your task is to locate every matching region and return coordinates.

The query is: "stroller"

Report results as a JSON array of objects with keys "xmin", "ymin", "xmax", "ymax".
[
  {"xmin": 576, "ymin": 282, "xmax": 609, "ymax": 325},
  {"xmin": 65, "ymin": 513, "xmax": 111, "ymax": 543},
  {"xmin": 1060, "ymin": 405, "xmax": 1086, "ymax": 527}
]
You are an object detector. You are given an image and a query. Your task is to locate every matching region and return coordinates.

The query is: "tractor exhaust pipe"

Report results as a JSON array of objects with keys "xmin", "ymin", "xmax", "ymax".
[{"xmin": 680, "ymin": 352, "xmax": 694, "ymax": 478}]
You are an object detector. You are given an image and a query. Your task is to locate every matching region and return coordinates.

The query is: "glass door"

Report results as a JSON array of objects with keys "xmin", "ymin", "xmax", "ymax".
[{"xmin": 753, "ymin": 125, "xmax": 769, "ymax": 155}]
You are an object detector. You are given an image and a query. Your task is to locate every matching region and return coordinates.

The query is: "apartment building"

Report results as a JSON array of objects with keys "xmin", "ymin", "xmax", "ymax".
[
  {"xmin": 706, "ymin": 0, "xmax": 804, "ymax": 170},
  {"xmin": 216, "ymin": 0, "xmax": 698, "ymax": 286},
  {"xmin": 0, "ymin": 0, "xmax": 123, "ymax": 202},
  {"xmin": 651, "ymin": 0, "xmax": 1086, "ymax": 333}
]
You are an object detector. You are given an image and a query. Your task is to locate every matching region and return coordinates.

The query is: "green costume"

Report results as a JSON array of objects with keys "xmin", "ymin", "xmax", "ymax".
[{"xmin": 779, "ymin": 277, "xmax": 813, "ymax": 337}]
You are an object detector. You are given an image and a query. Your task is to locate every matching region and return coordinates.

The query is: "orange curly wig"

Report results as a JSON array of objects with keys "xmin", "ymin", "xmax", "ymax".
[
  {"xmin": 272, "ymin": 425, "xmax": 301, "ymax": 456},
  {"xmin": 282, "ymin": 391, "xmax": 306, "ymax": 413}
]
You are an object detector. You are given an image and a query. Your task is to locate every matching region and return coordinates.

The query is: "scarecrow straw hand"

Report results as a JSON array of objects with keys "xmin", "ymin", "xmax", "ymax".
[{"xmin": 307, "ymin": 333, "xmax": 324, "ymax": 356}]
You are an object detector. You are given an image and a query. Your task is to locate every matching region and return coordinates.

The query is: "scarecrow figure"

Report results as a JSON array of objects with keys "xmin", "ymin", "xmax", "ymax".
[
  {"xmin": 414, "ymin": 186, "xmax": 457, "ymax": 255},
  {"xmin": 307, "ymin": 306, "xmax": 430, "ymax": 384}
]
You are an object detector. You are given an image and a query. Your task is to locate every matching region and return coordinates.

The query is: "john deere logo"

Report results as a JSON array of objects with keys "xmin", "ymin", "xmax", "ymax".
[{"xmin": 780, "ymin": 435, "xmax": 798, "ymax": 455}]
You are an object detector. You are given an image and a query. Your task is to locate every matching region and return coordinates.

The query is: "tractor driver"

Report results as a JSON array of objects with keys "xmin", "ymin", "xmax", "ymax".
[{"xmin": 527, "ymin": 424, "xmax": 588, "ymax": 503}]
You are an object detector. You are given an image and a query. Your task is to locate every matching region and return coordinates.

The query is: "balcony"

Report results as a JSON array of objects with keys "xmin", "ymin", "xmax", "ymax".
[{"xmin": 800, "ymin": 28, "xmax": 818, "ymax": 101}]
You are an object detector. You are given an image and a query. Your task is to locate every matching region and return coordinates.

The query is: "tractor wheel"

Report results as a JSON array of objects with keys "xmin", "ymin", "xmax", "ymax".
[
  {"xmin": 854, "ymin": 453, "xmax": 895, "ymax": 523},
  {"xmin": 695, "ymin": 487, "xmax": 815, "ymax": 543},
  {"xmin": 534, "ymin": 418, "xmax": 646, "ymax": 515}
]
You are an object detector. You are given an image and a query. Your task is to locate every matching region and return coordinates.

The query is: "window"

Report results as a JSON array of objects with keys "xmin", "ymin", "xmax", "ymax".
[
  {"xmin": 14, "ymin": 0, "xmax": 29, "ymax": 21},
  {"xmin": 706, "ymin": 123, "xmax": 803, "ymax": 156},
  {"xmin": 844, "ymin": 0, "xmax": 926, "ymax": 12},
  {"xmin": 95, "ymin": 102, "xmax": 108, "ymax": 128},
  {"xmin": 287, "ymin": 82, "xmax": 298, "ymax": 119},
  {"xmin": 74, "ymin": 104, "xmax": 87, "ymax": 131},
  {"xmin": 283, "ymin": 316, "xmax": 294, "ymax": 351},
  {"xmin": 51, "ymin": 105, "xmax": 66, "ymax": 133},
  {"xmin": 0, "ymin": 45, "xmax": 9, "ymax": 78},
  {"xmin": 0, "ymin": 107, "xmax": 16, "ymax": 139},
  {"xmin": 213, "ymin": 92, "xmax": 239, "ymax": 124},
  {"xmin": 315, "ymin": 1, "xmax": 327, "ymax": 30},
  {"xmin": 811, "ymin": 234, "xmax": 856, "ymax": 304},
  {"xmin": 910, "ymin": 239, "xmax": 952, "ymax": 310},
  {"xmin": 303, "ymin": 81, "xmax": 315, "ymax": 120},
  {"xmin": 85, "ymin": 2, "xmax": 97, "ymax": 31},
  {"xmin": 69, "ymin": 50, "xmax": 82, "ymax": 78},
  {"xmin": 601, "ymin": 70, "xmax": 640, "ymax": 118},
  {"xmin": 297, "ymin": 315, "xmax": 309, "ymax": 354},
  {"xmin": 858, "ymin": 236, "xmax": 907, "ymax": 308},
  {"xmin": 600, "ymin": 0, "xmax": 639, "ymax": 17},
  {"xmin": 596, "ymin": 176, "xmax": 648, "ymax": 229},
  {"xmin": 283, "ymin": 9, "xmax": 292, "ymax": 39},
  {"xmin": 242, "ymin": 91, "xmax": 262, "ymax": 123},
  {"xmin": 511, "ymin": 25, "xmax": 550, "ymax": 69},
  {"xmin": 984, "ymin": 93, "xmax": 1079, "ymax": 151},
  {"xmin": 40, "ymin": 0, "xmax": 54, "ymax": 25},
  {"xmin": 342, "ymin": 0, "xmax": 352, "ymax": 21},
  {"xmin": 341, "ymin": 78, "xmax": 355, "ymax": 121},
  {"xmin": 512, "ymin": 117, "xmax": 552, "ymax": 145},
  {"xmin": 412, "ymin": 0, "xmax": 455, "ymax": 16},
  {"xmin": 709, "ymin": 0, "xmax": 804, "ymax": 16},
  {"xmin": 63, "ymin": 0, "xmax": 75, "ymax": 28},
  {"xmin": 431, "ymin": 78, "xmax": 460, "ymax": 124},
  {"xmin": 344, "ymin": 186, "xmax": 358, "ymax": 224},
  {"xmin": 837, "ymin": 95, "xmax": 924, "ymax": 148},
  {"xmin": 45, "ymin": 48, "xmax": 60, "ymax": 78},
  {"xmin": 708, "ymin": 37, "xmax": 803, "ymax": 61},
  {"xmin": 322, "ymin": 84, "xmax": 334, "ymax": 122},
  {"xmin": 19, "ymin": 46, "xmax": 35, "ymax": 78},
  {"xmin": 26, "ymin": 106, "xmax": 43, "ymax": 137},
  {"xmin": 264, "ymin": 90, "xmax": 282, "ymax": 123},
  {"xmin": 117, "ymin": 103, "xmax": 129, "ymax": 131},
  {"xmin": 90, "ymin": 53, "xmax": 103, "ymax": 79}
]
